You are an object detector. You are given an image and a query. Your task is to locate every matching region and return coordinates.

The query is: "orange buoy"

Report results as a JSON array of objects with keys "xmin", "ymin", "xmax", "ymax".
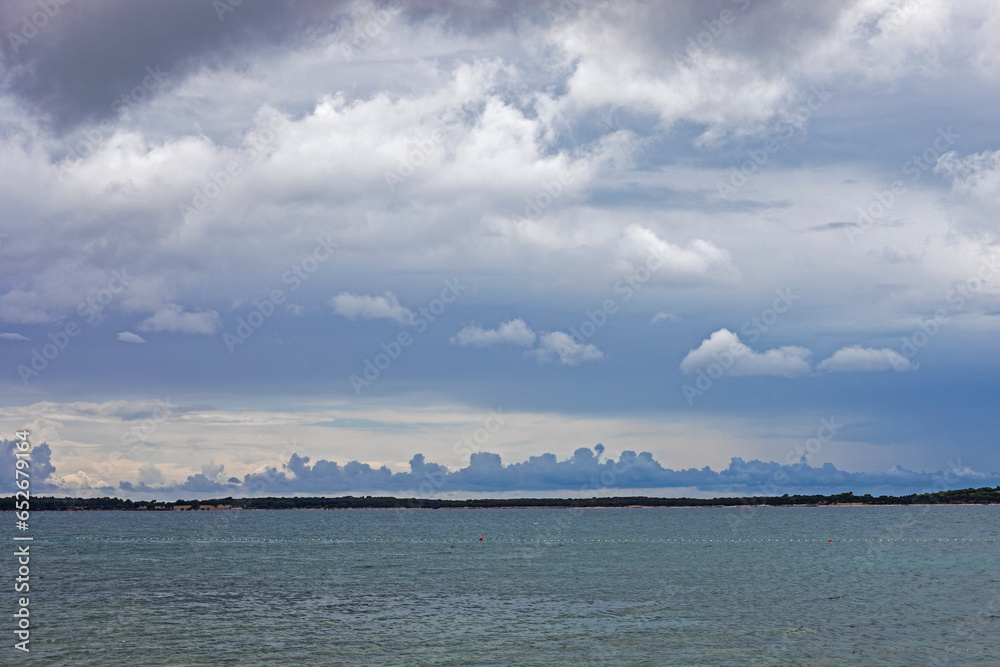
[
  {"xmin": 828, "ymin": 539, "xmax": 833, "ymax": 542},
  {"xmin": 479, "ymin": 537, "xmax": 483, "ymax": 541}
]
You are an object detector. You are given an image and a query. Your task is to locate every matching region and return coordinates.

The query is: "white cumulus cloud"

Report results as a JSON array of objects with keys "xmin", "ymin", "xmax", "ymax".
[
  {"xmin": 936, "ymin": 149, "xmax": 1000, "ymax": 205},
  {"xmin": 817, "ymin": 346, "xmax": 914, "ymax": 372},
  {"xmin": 330, "ymin": 291, "xmax": 414, "ymax": 325},
  {"xmin": 451, "ymin": 319, "xmax": 537, "ymax": 347},
  {"xmin": 137, "ymin": 304, "xmax": 220, "ymax": 335},
  {"xmin": 55, "ymin": 471, "xmax": 110, "ymax": 491},
  {"xmin": 0, "ymin": 290, "xmax": 52, "ymax": 324},
  {"xmin": 117, "ymin": 331, "xmax": 147, "ymax": 344},
  {"xmin": 0, "ymin": 332, "xmax": 30, "ymax": 341},
  {"xmin": 528, "ymin": 331, "xmax": 605, "ymax": 366},
  {"xmin": 680, "ymin": 329, "xmax": 812, "ymax": 377},
  {"xmin": 615, "ymin": 225, "xmax": 735, "ymax": 282}
]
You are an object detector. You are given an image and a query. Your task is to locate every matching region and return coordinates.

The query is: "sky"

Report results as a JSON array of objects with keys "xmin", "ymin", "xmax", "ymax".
[{"xmin": 1, "ymin": 0, "xmax": 999, "ymax": 499}]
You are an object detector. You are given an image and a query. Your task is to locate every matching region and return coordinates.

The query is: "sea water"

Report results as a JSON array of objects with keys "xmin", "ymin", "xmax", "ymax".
[{"xmin": 4, "ymin": 506, "xmax": 999, "ymax": 665}]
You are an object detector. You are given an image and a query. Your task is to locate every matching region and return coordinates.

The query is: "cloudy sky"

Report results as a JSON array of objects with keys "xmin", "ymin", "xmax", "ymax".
[{"xmin": 1, "ymin": 0, "xmax": 999, "ymax": 498}]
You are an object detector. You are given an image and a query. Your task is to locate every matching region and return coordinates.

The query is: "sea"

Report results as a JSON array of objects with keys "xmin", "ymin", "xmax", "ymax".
[{"xmin": 3, "ymin": 506, "xmax": 999, "ymax": 665}]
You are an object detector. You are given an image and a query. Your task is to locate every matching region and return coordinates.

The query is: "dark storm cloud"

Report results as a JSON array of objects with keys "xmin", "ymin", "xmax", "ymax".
[
  {"xmin": 101, "ymin": 444, "xmax": 1000, "ymax": 499},
  {"xmin": 0, "ymin": 0, "xmax": 856, "ymax": 132},
  {"xmin": 0, "ymin": 439, "xmax": 58, "ymax": 492},
  {"xmin": 1, "ymin": 0, "xmax": 562, "ymax": 132},
  {"xmin": 1, "ymin": 0, "xmax": 350, "ymax": 131}
]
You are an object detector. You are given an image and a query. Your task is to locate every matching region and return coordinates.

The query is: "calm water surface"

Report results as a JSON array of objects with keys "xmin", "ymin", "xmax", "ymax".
[{"xmin": 3, "ymin": 506, "xmax": 999, "ymax": 665}]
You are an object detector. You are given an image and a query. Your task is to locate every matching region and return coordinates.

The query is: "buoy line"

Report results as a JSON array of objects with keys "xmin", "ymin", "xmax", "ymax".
[{"xmin": 50, "ymin": 536, "xmax": 1000, "ymax": 544}]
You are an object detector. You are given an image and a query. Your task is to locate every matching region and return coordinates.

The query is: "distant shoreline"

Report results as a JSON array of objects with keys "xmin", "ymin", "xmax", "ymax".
[
  {"xmin": 10, "ymin": 503, "xmax": 1000, "ymax": 511},
  {"xmin": 5, "ymin": 487, "xmax": 1000, "ymax": 511}
]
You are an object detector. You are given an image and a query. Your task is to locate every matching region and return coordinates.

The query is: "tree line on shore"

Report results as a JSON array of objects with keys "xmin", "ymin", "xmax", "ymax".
[{"xmin": 4, "ymin": 486, "xmax": 1000, "ymax": 511}]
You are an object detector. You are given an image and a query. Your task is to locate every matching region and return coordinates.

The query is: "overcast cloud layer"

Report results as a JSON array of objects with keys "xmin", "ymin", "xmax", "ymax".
[{"xmin": 1, "ymin": 0, "xmax": 999, "ymax": 497}]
